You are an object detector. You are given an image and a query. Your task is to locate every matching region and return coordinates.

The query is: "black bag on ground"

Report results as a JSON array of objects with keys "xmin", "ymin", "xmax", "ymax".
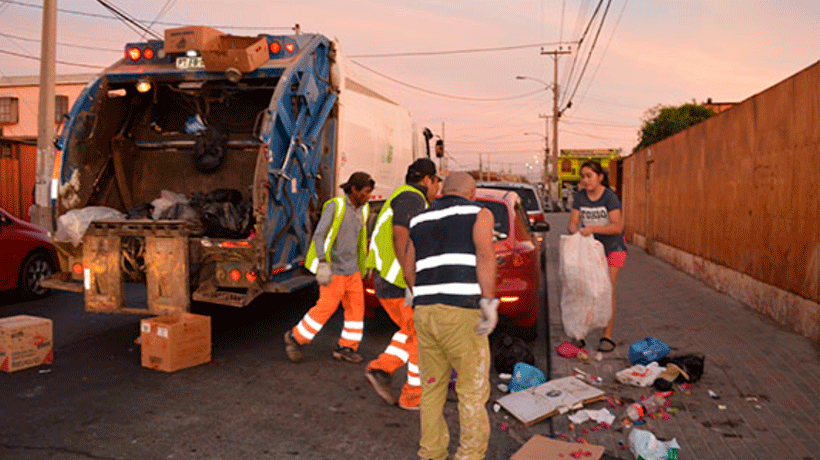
[
  {"xmin": 658, "ymin": 354, "xmax": 706, "ymax": 383},
  {"xmin": 193, "ymin": 126, "xmax": 227, "ymax": 173},
  {"xmin": 493, "ymin": 333, "xmax": 535, "ymax": 374}
]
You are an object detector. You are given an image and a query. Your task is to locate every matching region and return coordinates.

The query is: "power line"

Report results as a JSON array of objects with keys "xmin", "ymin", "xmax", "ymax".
[
  {"xmin": 348, "ymin": 40, "xmax": 576, "ymax": 58},
  {"xmin": 0, "ymin": 0, "xmax": 291, "ymax": 30},
  {"xmin": 561, "ymin": 0, "xmax": 613, "ymax": 111},
  {"xmin": 0, "ymin": 30, "xmax": 121, "ymax": 52},
  {"xmin": 576, "ymin": 0, "xmax": 629, "ymax": 109},
  {"xmin": 0, "ymin": 47, "xmax": 105, "ymax": 69},
  {"xmin": 96, "ymin": 0, "xmax": 161, "ymax": 40},
  {"xmin": 560, "ymin": 0, "xmax": 605, "ymax": 102},
  {"xmin": 350, "ymin": 60, "xmax": 546, "ymax": 102}
]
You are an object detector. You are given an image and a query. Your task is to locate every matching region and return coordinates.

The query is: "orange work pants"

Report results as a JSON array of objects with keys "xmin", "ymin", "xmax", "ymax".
[
  {"xmin": 366, "ymin": 297, "xmax": 421, "ymax": 406},
  {"xmin": 291, "ymin": 272, "xmax": 364, "ymax": 351}
]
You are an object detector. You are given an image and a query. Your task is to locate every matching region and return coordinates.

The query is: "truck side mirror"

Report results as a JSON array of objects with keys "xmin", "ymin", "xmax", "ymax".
[{"xmin": 435, "ymin": 139, "xmax": 444, "ymax": 158}]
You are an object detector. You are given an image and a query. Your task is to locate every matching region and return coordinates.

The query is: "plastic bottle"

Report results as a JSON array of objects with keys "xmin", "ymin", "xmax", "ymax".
[{"xmin": 626, "ymin": 394, "xmax": 665, "ymax": 421}]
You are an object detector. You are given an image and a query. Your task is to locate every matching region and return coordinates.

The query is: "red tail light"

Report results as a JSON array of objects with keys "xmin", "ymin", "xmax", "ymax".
[
  {"xmin": 230, "ymin": 269, "xmax": 241, "ymax": 281},
  {"xmin": 269, "ymin": 41, "xmax": 281, "ymax": 54},
  {"xmin": 143, "ymin": 48, "xmax": 154, "ymax": 60},
  {"xmin": 72, "ymin": 263, "xmax": 83, "ymax": 275},
  {"xmin": 246, "ymin": 271, "xmax": 257, "ymax": 282},
  {"xmin": 127, "ymin": 47, "xmax": 141, "ymax": 61},
  {"xmin": 285, "ymin": 42, "xmax": 296, "ymax": 53}
]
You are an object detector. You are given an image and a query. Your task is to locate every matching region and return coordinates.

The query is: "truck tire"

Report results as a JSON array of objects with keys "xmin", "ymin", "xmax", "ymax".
[{"xmin": 18, "ymin": 251, "xmax": 56, "ymax": 299}]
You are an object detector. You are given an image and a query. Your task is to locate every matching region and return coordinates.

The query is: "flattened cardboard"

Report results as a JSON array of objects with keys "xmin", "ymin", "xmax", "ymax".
[
  {"xmin": 201, "ymin": 35, "xmax": 268, "ymax": 73},
  {"xmin": 0, "ymin": 315, "xmax": 53, "ymax": 372},
  {"xmin": 511, "ymin": 435, "xmax": 604, "ymax": 460},
  {"xmin": 496, "ymin": 376, "xmax": 606, "ymax": 426},
  {"xmin": 140, "ymin": 312, "xmax": 210, "ymax": 372},
  {"xmin": 164, "ymin": 25, "xmax": 223, "ymax": 53}
]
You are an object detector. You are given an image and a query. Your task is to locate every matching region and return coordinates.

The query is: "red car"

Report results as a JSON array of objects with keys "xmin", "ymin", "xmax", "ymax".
[
  {"xmin": 475, "ymin": 188, "xmax": 547, "ymax": 340},
  {"xmin": 0, "ymin": 208, "xmax": 59, "ymax": 298}
]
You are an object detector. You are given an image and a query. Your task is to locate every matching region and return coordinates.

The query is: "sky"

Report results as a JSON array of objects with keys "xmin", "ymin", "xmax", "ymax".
[{"xmin": 1, "ymin": 0, "xmax": 818, "ymax": 181}]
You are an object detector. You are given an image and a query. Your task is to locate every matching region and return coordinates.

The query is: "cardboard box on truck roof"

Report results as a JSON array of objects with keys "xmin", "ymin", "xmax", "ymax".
[
  {"xmin": 164, "ymin": 25, "xmax": 223, "ymax": 53},
  {"xmin": 0, "ymin": 315, "xmax": 53, "ymax": 373},
  {"xmin": 201, "ymin": 35, "xmax": 269, "ymax": 73}
]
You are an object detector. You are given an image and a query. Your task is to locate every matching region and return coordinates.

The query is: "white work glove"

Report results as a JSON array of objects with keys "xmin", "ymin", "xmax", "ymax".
[
  {"xmin": 404, "ymin": 287, "xmax": 414, "ymax": 306},
  {"xmin": 316, "ymin": 261, "xmax": 332, "ymax": 286},
  {"xmin": 475, "ymin": 297, "xmax": 500, "ymax": 336}
]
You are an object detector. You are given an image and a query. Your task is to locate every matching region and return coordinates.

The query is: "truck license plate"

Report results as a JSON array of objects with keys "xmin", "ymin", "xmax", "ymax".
[{"xmin": 176, "ymin": 56, "xmax": 204, "ymax": 70}]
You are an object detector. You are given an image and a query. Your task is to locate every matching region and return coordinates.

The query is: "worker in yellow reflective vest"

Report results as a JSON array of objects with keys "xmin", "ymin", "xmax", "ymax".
[
  {"xmin": 364, "ymin": 158, "xmax": 441, "ymax": 410},
  {"xmin": 284, "ymin": 172, "xmax": 374, "ymax": 364}
]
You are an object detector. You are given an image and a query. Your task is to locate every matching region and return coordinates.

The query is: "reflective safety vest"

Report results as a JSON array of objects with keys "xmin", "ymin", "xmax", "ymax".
[
  {"xmin": 365, "ymin": 184, "xmax": 427, "ymax": 289},
  {"xmin": 305, "ymin": 196, "xmax": 369, "ymax": 276}
]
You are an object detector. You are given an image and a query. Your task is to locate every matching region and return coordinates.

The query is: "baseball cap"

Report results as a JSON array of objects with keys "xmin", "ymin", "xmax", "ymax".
[
  {"xmin": 340, "ymin": 171, "xmax": 375, "ymax": 191},
  {"xmin": 406, "ymin": 158, "xmax": 442, "ymax": 182}
]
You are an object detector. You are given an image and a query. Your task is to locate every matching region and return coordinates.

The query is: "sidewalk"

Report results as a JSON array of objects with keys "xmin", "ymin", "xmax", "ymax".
[{"xmin": 514, "ymin": 213, "xmax": 820, "ymax": 459}]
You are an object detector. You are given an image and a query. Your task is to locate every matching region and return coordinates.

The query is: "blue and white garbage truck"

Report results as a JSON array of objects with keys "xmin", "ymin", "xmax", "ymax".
[{"xmin": 42, "ymin": 25, "xmax": 423, "ymax": 314}]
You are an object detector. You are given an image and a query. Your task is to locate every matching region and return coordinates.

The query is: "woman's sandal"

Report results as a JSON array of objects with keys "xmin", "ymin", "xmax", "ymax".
[
  {"xmin": 570, "ymin": 338, "xmax": 586, "ymax": 349},
  {"xmin": 598, "ymin": 337, "xmax": 616, "ymax": 352}
]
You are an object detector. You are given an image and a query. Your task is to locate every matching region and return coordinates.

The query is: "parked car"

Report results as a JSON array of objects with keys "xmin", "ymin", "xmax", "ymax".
[
  {"xmin": 476, "ymin": 181, "xmax": 548, "ymax": 226},
  {"xmin": 475, "ymin": 188, "xmax": 547, "ymax": 340},
  {"xmin": 0, "ymin": 208, "xmax": 59, "ymax": 298}
]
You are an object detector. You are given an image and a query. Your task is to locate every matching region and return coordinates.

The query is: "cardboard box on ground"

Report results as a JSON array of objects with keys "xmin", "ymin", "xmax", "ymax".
[
  {"xmin": 0, "ymin": 315, "xmax": 53, "ymax": 372},
  {"xmin": 511, "ymin": 435, "xmax": 604, "ymax": 460},
  {"xmin": 141, "ymin": 313, "xmax": 211, "ymax": 372}
]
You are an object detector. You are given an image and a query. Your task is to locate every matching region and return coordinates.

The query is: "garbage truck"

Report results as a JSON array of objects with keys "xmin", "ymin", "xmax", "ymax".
[{"xmin": 41, "ymin": 25, "xmax": 425, "ymax": 315}]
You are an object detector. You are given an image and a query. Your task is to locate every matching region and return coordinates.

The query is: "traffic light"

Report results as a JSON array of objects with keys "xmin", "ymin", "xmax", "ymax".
[{"xmin": 435, "ymin": 139, "xmax": 444, "ymax": 158}]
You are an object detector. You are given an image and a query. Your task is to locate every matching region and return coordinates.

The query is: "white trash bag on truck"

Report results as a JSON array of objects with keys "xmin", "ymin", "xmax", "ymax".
[
  {"xmin": 54, "ymin": 206, "xmax": 126, "ymax": 246},
  {"xmin": 559, "ymin": 233, "xmax": 612, "ymax": 340}
]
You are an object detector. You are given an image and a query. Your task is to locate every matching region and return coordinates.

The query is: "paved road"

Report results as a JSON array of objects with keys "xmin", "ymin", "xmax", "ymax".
[{"xmin": 3, "ymin": 212, "xmax": 818, "ymax": 459}]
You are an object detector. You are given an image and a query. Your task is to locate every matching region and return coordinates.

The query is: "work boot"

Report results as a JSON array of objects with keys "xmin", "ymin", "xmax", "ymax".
[
  {"xmin": 398, "ymin": 385, "xmax": 421, "ymax": 411},
  {"xmin": 284, "ymin": 331, "xmax": 303, "ymax": 363},
  {"xmin": 365, "ymin": 369, "xmax": 396, "ymax": 405},
  {"xmin": 333, "ymin": 346, "xmax": 363, "ymax": 363}
]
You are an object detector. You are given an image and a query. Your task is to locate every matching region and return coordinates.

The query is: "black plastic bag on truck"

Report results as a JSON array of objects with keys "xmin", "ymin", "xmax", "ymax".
[
  {"xmin": 204, "ymin": 188, "xmax": 243, "ymax": 205},
  {"xmin": 193, "ymin": 126, "xmax": 227, "ymax": 173},
  {"xmin": 493, "ymin": 333, "xmax": 535, "ymax": 374},
  {"xmin": 126, "ymin": 203, "xmax": 154, "ymax": 219},
  {"xmin": 199, "ymin": 200, "xmax": 254, "ymax": 239}
]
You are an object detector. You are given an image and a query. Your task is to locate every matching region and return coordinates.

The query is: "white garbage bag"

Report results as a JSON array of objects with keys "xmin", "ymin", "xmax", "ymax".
[
  {"xmin": 54, "ymin": 206, "xmax": 126, "ymax": 246},
  {"xmin": 558, "ymin": 233, "xmax": 613, "ymax": 340},
  {"xmin": 151, "ymin": 190, "xmax": 189, "ymax": 220}
]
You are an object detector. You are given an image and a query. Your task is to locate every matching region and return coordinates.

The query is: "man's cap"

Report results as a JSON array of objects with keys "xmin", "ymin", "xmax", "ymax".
[
  {"xmin": 340, "ymin": 171, "xmax": 375, "ymax": 190},
  {"xmin": 407, "ymin": 158, "xmax": 442, "ymax": 181}
]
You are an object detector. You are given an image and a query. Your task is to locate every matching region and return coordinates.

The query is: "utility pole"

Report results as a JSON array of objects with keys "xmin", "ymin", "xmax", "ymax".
[
  {"xmin": 34, "ymin": 0, "xmax": 56, "ymax": 230},
  {"xmin": 538, "ymin": 113, "xmax": 549, "ymax": 185},
  {"xmin": 541, "ymin": 48, "xmax": 571, "ymax": 209}
]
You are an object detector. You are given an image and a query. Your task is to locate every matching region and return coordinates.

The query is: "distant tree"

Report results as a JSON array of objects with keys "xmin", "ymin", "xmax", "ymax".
[{"xmin": 634, "ymin": 102, "xmax": 715, "ymax": 152}]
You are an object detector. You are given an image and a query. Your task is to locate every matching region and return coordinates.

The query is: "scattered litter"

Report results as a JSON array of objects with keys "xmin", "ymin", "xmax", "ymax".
[
  {"xmin": 500, "ymin": 422, "xmax": 509, "ymax": 431},
  {"xmin": 499, "ymin": 373, "xmax": 512, "ymax": 381},
  {"xmin": 556, "ymin": 341, "xmax": 588, "ymax": 359},
  {"xmin": 594, "ymin": 352, "xmax": 603, "ymax": 361},
  {"xmin": 628, "ymin": 336, "xmax": 671, "ymax": 365},
  {"xmin": 616, "ymin": 362, "xmax": 663, "ymax": 387},
  {"xmin": 508, "ymin": 362, "xmax": 547, "ymax": 392},
  {"xmin": 745, "ymin": 396, "xmax": 758, "ymax": 402},
  {"xmin": 510, "ymin": 435, "xmax": 604, "ymax": 460},
  {"xmin": 568, "ymin": 408, "xmax": 616, "ymax": 426},
  {"xmin": 38, "ymin": 369, "xmax": 51, "ymax": 374},
  {"xmin": 754, "ymin": 405, "xmax": 762, "ymax": 410},
  {"xmin": 708, "ymin": 390, "xmax": 720, "ymax": 399},
  {"xmin": 493, "ymin": 403, "xmax": 501, "ymax": 413},
  {"xmin": 628, "ymin": 428, "xmax": 680, "ymax": 460},
  {"xmin": 718, "ymin": 405, "xmax": 727, "ymax": 410},
  {"xmin": 497, "ymin": 376, "xmax": 606, "ymax": 426},
  {"xmin": 498, "ymin": 383, "xmax": 509, "ymax": 392}
]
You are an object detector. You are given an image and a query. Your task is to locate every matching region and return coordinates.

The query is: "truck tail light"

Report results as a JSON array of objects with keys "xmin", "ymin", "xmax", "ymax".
[
  {"xmin": 269, "ymin": 41, "xmax": 281, "ymax": 54},
  {"xmin": 246, "ymin": 271, "xmax": 257, "ymax": 282},
  {"xmin": 72, "ymin": 263, "xmax": 83, "ymax": 275},
  {"xmin": 230, "ymin": 269, "xmax": 241, "ymax": 281},
  {"xmin": 143, "ymin": 48, "xmax": 154, "ymax": 60},
  {"xmin": 127, "ymin": 47, "xmax": 141, "ymax": 61},
  {"xmin": 285, "ymin": 42, "xmax": 296, "ymax": 53}
]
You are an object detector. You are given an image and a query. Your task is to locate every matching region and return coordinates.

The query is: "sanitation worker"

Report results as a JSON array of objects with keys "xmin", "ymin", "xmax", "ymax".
[
  {"xmin": 363, "ymin": 158, "xmax": 441, "ymax": 410},
  {"xmin": 405, "ymin": 171, "xmax": 498, "ymax": 460},
  {"xmin": 284, "ymin": 172, "xmax": 374, "ymax": 363}
]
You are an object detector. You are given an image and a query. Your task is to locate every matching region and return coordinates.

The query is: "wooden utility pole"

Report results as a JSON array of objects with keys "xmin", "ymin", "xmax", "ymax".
[
  {"xmin": 541, "ymin": 48, "xmax": 571, "ymax": 208},
  {"xmin": 538, "ymin": 113, "xmax": 549, "ymax": 185},
  {"xmin": 34, "ymin": 0, "xmax": 56, "ymax": 230}
]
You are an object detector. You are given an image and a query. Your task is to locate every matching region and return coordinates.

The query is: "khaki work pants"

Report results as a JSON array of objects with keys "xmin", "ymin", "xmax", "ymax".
[{"xmin": 414, "ymin": 303, "xmax": 490, "ymax": 460}]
